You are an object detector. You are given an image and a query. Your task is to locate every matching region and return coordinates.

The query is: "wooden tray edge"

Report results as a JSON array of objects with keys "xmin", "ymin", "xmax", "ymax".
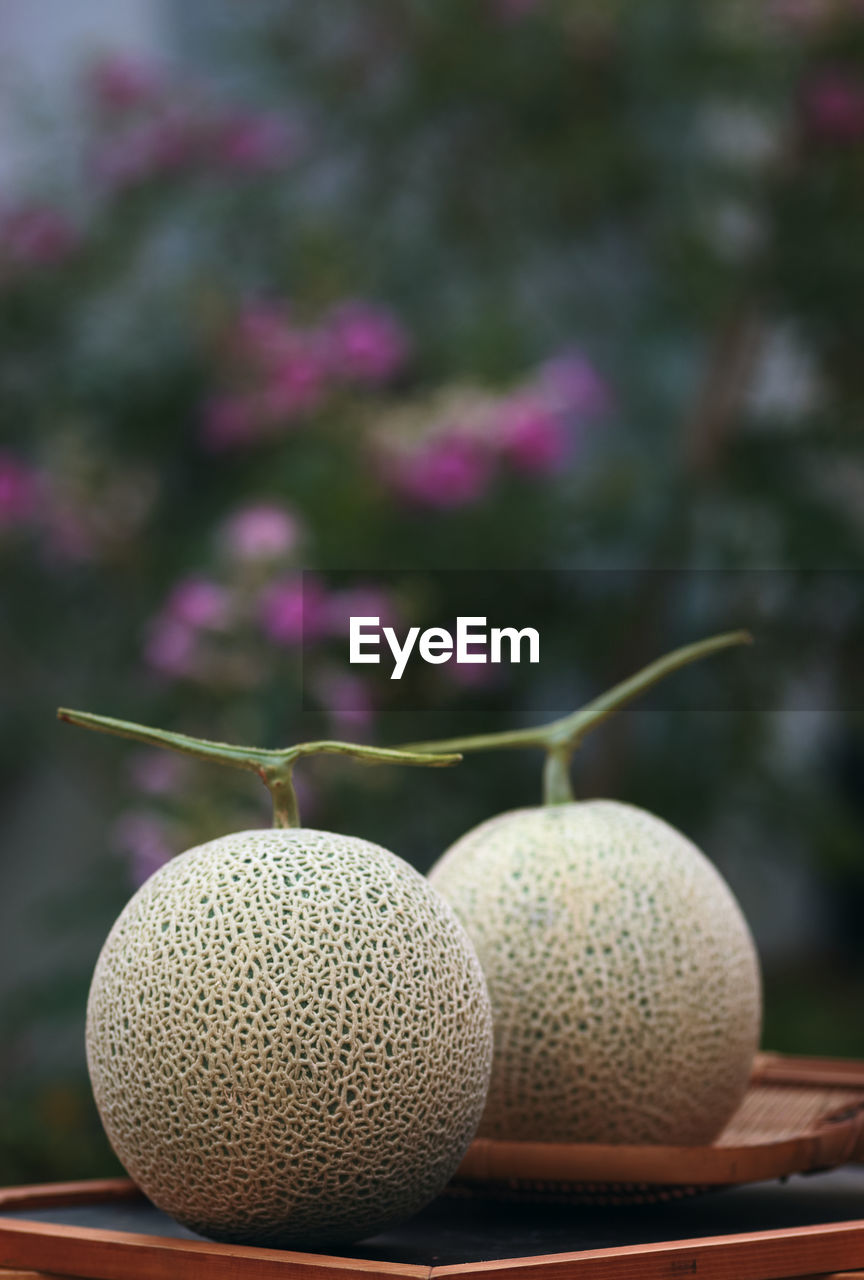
[
  {"xmin": 0, "ymin": 1180, "xmax": 139, "ymax": 1212},
  {"xmin": 0, "ymin": 1215, "xmax": 430, "ymax": 1280},
  {"xmin": 752, "ymin": 1052, "xmax": 864, "ymax": 1090}
]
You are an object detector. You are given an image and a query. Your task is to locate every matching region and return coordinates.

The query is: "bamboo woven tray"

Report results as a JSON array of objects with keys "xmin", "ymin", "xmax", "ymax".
[{"xmin": 450, "ymin": 1052, "xmax": 864, "ymax": 1203}]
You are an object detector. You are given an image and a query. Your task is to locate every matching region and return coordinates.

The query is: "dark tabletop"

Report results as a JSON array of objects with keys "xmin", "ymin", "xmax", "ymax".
[{"xmin": 4, "ymin": 1168, "xmax": 864, "ymax": 1265}]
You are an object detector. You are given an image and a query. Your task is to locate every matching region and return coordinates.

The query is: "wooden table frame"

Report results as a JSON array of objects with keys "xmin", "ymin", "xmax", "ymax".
[{"xmin": 2, "ymin": 1179, "xmax": 864, "ymax": 1280}]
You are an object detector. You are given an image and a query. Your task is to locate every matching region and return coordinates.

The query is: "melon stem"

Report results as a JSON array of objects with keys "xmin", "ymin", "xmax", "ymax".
[
  {"xmin": 57, "ymin": 708, "xmax": 461, "ymax": 831},
  {"xmin": 264, "ymin": 765, "xmax": 302, "ymax": 829},
  {"xmin": 543, "ymin": 746, "xmax": 575, "ymax": 806},
  {"xmin": 401, "ymin": 630, "xmax": 752, "ymax": 804}
]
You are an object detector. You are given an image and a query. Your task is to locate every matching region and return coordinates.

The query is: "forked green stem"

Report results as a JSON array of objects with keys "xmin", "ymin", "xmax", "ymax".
[
  {"xmin": 402, "ymin": 630, "xmax": 752, "ymax": 805},
  {"xmin": 57, "ymin": 708, "xmax": 461, "ymax": 829}
]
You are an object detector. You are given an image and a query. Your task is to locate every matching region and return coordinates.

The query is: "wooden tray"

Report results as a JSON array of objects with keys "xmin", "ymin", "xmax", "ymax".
[
  {"xmin": 4, "ymin": 1054, "xmax": 864, "ymax": 1280},
  {"xmin": 5, "ymin": 1167, "xmax": 864, "ymax": 1279},
  {"xmin": 451, "ymin": 1052, "xmax": 864, "ymax": 1202}
]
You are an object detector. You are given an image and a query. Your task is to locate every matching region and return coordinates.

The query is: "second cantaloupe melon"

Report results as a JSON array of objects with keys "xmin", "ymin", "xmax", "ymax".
[{"xmin": 429, "ymin": 799, "xmax": 761, "ymax": 1145}]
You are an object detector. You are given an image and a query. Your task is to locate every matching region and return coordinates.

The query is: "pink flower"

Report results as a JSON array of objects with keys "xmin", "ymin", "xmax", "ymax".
[
  {"xmin": 539, "ymin": 352, "xmax": 610, "ymax": 418},
  {"xmin": 200, "ymin": 394, "xmax": 261, "ymax": 451},
  {"xmin": 767, "ymin": 0, "xmax": 833, "ymax": 27},
  {"xmin": 113, "ymin": 811, "xmax": 173, "ymax": 886},
  {"xmin": 88, "ymin": 54, "xmax": 164, "ymax": 110},
  {"xmin": 324, "ymin": 302, "xmax": 409, "ymax": 384},
  {"xmin": 128, "ymin": 750, "xmax": 188, "ymax": 796},
  {"xmin": 235, "ymin": 303, "xmax": 296, "ymax": 367},
  {"xmin": 0, "ymin": 454, "xmax": 39, "ymax": 526},
  {"xmin": 93, "ymin": 109, "xmax": 202, "ymax": 189},
  {"xmin": 325, "ymin": 586, "xmax": 400, "ymax": 634},
  {"xmin": 314, "ymin": 669, "xmax": 375, "ymax": 734},
  {"xmin": 144, "ymin": 617, "xmax": 198, "ymax": 677},
  {"xmin": 165, "ymin": 576, "xmax": 231, "ymax": 629},
  {"xmin": 497, "ymin": 394, "xmax": 571, "ymax": 473},
  {"xmin": 213, "ymin": 112, "xmax": 297, "ymax": 171},
  {"xmin": 258, "ymin": 335, "xmax": 330, "ymax": 420},
  {"xmin": 0, "ymin": 207, "xmax": 78, "ymax": 268},
  {"xmin": 233, "ymin": 308, "xmax": 331, "ymax": 419},
  {"xmin": 803, "ymin": 71, "xmax": 864, "ymax": 141},
  {"xmin": 259, "ymin": 575, "xmax": 331, "ymax": 645},
  {"xmin": 388, "ymin": 433, "xmax": 494, "ymax": 508},
  {"xmin": 204, "ymin": 306, "xmax": 334, "ymax": 449},
  {"xmin": 445, "ymin": 656, "xmax": 500, "ymax": 689},
  {"xmin": 221, "ymin": 503, "xmax": 302, "ymax": 561}
]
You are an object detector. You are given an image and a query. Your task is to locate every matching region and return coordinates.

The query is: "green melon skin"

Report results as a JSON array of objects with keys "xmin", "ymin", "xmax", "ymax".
[
  {"xmin": 428, "ymin": 800, "xmax": 762, "ymax": 1145},
  {"xmin": 86, "ymin": 828, "xmax": 493, "ymax": 1249}
]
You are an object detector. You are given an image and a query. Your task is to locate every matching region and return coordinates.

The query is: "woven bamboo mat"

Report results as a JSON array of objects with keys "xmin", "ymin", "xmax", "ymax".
[{"xmin": 450, "ymin": 1053, "xmax": 864, "ymax": 1204}]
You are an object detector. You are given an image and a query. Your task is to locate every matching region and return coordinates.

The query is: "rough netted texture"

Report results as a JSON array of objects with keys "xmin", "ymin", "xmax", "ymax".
[
  {"xmin": 428, "ymin": 800, "xmax": 761, "ymax": 1145},
  {"xmin": 87, "ymin": 828, "xmax": 493, "ymax": 1248}
]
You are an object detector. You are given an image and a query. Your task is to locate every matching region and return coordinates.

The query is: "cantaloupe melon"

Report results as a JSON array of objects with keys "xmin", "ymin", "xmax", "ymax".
[
  {"xmin": 428, "ymin": 800, "xmax": 760, "ymax": 1144},
  {"xmin": 410, "ymin": 632, "xmax": 762, "ymax": 1145},
  {"xmin": 60, "ymin": 709, "xmax": 492, "ymax": 1249},
  {"xmin": 88, "ymin": 827, "xmax": 492, "ymax": 1247}
]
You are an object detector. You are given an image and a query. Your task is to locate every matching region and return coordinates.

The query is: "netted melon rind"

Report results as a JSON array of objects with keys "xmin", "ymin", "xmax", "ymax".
[
  {"xmin": 86, "ymin": 828, "xmax": 493, "ymax": 1248},
  {"xmin": 428, "ymin": 800, "xmax": 761, "ymax": 1145}
]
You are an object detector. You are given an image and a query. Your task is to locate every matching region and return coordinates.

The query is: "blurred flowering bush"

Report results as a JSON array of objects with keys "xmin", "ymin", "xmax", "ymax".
[{"xmin": 2, "ymin": 0, "xmax": 864, "ymax": 1180}]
